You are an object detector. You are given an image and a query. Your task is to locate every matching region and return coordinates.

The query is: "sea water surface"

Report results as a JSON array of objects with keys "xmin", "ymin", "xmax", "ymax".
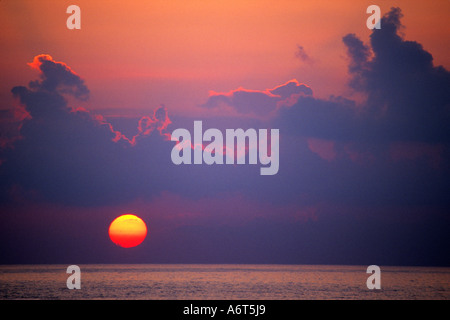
[{"xmin": 0, "ymin": 264, "xmax": 449, "ymax": 300}]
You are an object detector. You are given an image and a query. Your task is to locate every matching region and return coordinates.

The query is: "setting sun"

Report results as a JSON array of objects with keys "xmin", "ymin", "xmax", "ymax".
[{"xmin": 108, "ymin": 214, "xmax": 147, "ymax": 248}]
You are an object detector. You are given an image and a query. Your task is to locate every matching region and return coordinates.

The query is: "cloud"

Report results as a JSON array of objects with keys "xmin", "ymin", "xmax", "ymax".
[
  {"xmin": 344, "ymin": 7, "xmax": 450, "ymax": 142},
  {"xmin": 275, "ymin": 94, "xmax": 359, "ymax": 141},
  {"xmin": 200, "ymin": 7, "xmax": 450, "ymax": 209},
  {"xmin": 2, "ymin": 55, "xmax": 272, "ymax": 207},
  {"xmin": 0, "ymin": 9, "xmax": 449, "ymax": 266},
  {"xmin": 295, "ymin": 45, "xmax": 313, "ymax": 64},
  {"xmin": 277, "ymin": 7, "xmax": 450, "ymax": 144},
  {"xmin": 269, "ymin": 79, "xmax": 313, "ymax": 99},
  {"xmin": 1, "ymin": 8, "xmax": 449, "ymax": 211},
  {"xmin": 27, "ymin": 54, "xmax": 90, "ymax": 101},
  {"xmin": 1, "ymin": 55, "xmax": 174, "ymax": 206},
  {"xmin": 202, "ymin": 79, "xmax": 312, "ymax": 116},
  {"xmin": 341, "ymin": 34, "xmax": 371, "ymax": 91}
]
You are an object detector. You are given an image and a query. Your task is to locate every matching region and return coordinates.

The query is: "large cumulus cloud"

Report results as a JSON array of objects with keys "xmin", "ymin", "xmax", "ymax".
[
  {"xmin": 2, "ymin": 7, "xmax": 449, "ymax": 210},
  {"xmin": 272, "ymin": 8, "xmax": 450, "ymax": 208},
  {"xmin": 27, "ymin": 54, "xmax": 90, "ymax": 101},
  {"xmin": 0, "ymin": 8, "xmax": 449, "ymax": 266},
  {"xmin": 343, "ymin": 8, "xmax": 450, "ymax": 142},
  {"xmin": 1, "ymin": 55, "xmax": 173, "ymax": 206},
  {"xmin": 277, "ymin": 8, "xmax": 450, "ymax": 144},
  {"xmin": 232, "ymin": 7, "xmax": 450, "ymax": 209}
]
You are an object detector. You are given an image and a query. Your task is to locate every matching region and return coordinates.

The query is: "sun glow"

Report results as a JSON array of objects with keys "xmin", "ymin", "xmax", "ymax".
[{"xmin": 108, "ymin": 214, "xmax": 147, "ymax": 248}]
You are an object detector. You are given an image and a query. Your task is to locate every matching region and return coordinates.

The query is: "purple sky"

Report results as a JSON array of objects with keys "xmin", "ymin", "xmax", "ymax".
[{"xmin": 0, "ymin": 5, "xmax": 449, "ymax": 266}]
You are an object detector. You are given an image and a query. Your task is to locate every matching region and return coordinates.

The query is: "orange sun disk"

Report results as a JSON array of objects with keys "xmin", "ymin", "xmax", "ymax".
[{"xmin": 109, "ymin": 214, "xmax": 147, "ymax": 248}]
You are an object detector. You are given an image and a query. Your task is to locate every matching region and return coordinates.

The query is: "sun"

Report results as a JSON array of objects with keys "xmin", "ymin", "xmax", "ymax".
[{"xmin": 108, "ymin": 214, "xmax": 147, "ymax": 248}]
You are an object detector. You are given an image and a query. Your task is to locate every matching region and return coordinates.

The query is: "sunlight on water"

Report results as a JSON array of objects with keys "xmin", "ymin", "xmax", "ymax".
[{"xmin": 0, "ymin": 264, "xmax": 449, "ymax": 300}]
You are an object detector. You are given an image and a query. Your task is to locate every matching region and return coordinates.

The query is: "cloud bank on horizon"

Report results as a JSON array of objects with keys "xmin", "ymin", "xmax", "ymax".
[
  {"xmin": 0, "ymin": 8, "xmax": 449, "ymax": 264},
  {"xmin": 2, "ymin": 8, "xmax": 448, "ymax": 205}
]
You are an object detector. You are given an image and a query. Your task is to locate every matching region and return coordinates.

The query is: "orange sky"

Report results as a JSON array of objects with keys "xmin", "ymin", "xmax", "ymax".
[{"xmin": 1, "ymin": 0, "xmax": 449, "ymax": 117}]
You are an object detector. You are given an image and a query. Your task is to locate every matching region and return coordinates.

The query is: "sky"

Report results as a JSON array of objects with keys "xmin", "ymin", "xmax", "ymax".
[{"xmin": 0, "ymin": 0, "xmax": 449, "ymax": 265}]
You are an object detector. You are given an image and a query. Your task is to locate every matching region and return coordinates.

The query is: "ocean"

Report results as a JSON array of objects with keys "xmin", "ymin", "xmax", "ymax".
[{"xmin": 0, "ymin": 264, "xmax": 449, "ymax": 300}]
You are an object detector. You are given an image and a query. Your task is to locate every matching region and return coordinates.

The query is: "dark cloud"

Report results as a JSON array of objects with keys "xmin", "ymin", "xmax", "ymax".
[
  {"xmin": 2, "ymin": 8, "xmax": 449, "ymax": 211},
  {"xmin": 266, "ymin": 7, "xmax": 450, "ymax": 210},
  {"xmin": 1, "ymin": 55, "xmax": 174, "ymax": 206},
  {"xmin": 269, "ymin": 79, "xmax": 313, "ymax": 99},
  {"xmin": 277, "ymin": 7, "xmax": 450, "ymax": 143},
  {"xmin": 295, "ymin": 45, "xmax": 313, "ymax": 64},
  {"xmin": 341, "ymin": 34, "xmax": 371, "ymax": 91},
  {"xmin": 0, "ymin": 108, "xmax": 26, "ymax": 149},
  {"xmin": 27, "ymin": 54, "xmax": 90, "ymax": 101},
  {"xmin": 202, "ymin": 80, "xmax": 312, "ymax": 115},
  {"xmin": 1, "ymin": 55, "xmax": 265, "ymax": 207},
  {"xmin": 346, "ymin": 8, "xmax": 450, "ymax": 142},
  {"xmin": 0, "ymin": 8, "xmax": 449, "ymax": 266},
  {"xmin": 275, "ymin": 95, "xmax": 359, "ymax": 141}
]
